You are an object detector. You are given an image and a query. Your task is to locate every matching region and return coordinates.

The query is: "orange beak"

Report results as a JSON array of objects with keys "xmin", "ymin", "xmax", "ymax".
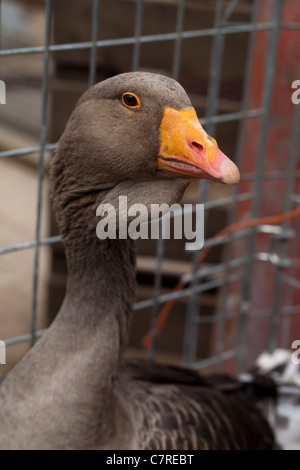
[{"xmin": 156, "ymin": 107, "xmax": 240, "ymax": 185}]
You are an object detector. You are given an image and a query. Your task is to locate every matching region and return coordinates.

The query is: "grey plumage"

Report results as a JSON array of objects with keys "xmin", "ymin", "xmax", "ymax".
[{"xmin": 0, "ymin": 72, "xmax": 275, "ymax": 449}]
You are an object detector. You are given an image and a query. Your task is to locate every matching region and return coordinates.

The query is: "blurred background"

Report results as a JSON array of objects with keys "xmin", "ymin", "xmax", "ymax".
[{"xmin": 0, "ymin": 0, "xmax": 300, "ymax": 381}]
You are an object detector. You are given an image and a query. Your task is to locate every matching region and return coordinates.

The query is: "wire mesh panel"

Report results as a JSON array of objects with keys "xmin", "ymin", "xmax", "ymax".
[{"xmin": 0, "ymin": 0, "xmax": 300, "ymax": 378}]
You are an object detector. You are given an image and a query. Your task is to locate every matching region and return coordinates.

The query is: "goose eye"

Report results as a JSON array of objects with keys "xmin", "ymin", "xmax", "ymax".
[{"xmin": 122, "ymin": 92, "xmax": 140, "ymax": 109}]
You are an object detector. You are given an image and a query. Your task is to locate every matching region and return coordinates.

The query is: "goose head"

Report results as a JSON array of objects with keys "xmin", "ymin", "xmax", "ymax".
[{"xmin": 51, "ymin": 72, "xmax": 239, "ymax": 234}]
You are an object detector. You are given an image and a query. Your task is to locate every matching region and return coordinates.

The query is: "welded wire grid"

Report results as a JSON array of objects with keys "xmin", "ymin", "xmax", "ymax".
[{"xmin": 0, "ymin": 0, "xmax": 300, "ymax": 374}]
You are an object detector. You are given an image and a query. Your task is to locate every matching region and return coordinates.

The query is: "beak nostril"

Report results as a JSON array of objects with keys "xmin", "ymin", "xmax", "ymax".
[{"xmin": 191, "ymin": 141, "xmax": 204, "ymax": 152}]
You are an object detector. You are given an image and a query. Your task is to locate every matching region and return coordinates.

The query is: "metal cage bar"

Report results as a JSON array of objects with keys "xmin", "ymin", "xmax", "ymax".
[
  {"xmin": 0, "ymin": 22, "xmax": 279, "ymax": 58},
  {"xmin": 215, "ymin": 0, "xmax": 259, "ymax": 370},
  {"xmin": 236, "ymin": 0, "xmax": 284, "ymax": 373},
  {"xmin": 29, "ymin": 0, "xmax": 52, "ymax": 346}
]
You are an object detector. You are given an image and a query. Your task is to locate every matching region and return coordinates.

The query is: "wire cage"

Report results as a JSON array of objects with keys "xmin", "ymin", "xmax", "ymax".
[{"xmin": 0, "ymin": 0, "xmax": 300, "ymax": 380}]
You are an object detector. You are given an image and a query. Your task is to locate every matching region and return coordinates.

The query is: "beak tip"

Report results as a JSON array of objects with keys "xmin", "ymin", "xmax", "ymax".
[{"xmin": 219, "ymin": 159, "xmax": 240, "ymax": 185}]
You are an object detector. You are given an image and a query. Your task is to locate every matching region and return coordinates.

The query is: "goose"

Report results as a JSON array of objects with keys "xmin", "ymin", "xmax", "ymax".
[{"xmin": 0, "ymin": 72, "xmax": 276, "ymax": 450}]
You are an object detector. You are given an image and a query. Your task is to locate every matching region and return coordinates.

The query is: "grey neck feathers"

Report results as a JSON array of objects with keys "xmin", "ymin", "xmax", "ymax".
[
  {"xmin": 0, "ymin": 143, "xmax": 189, "ymax": 449},
  {"xmin": 59, "ymin": 190, "xmax": 137, "ymax": 354}
]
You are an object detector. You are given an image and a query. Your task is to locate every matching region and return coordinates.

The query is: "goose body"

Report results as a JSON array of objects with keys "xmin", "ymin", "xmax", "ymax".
[{"xmin": 0, "ymin": 72, "xmax": 275, "ymax": 449}]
